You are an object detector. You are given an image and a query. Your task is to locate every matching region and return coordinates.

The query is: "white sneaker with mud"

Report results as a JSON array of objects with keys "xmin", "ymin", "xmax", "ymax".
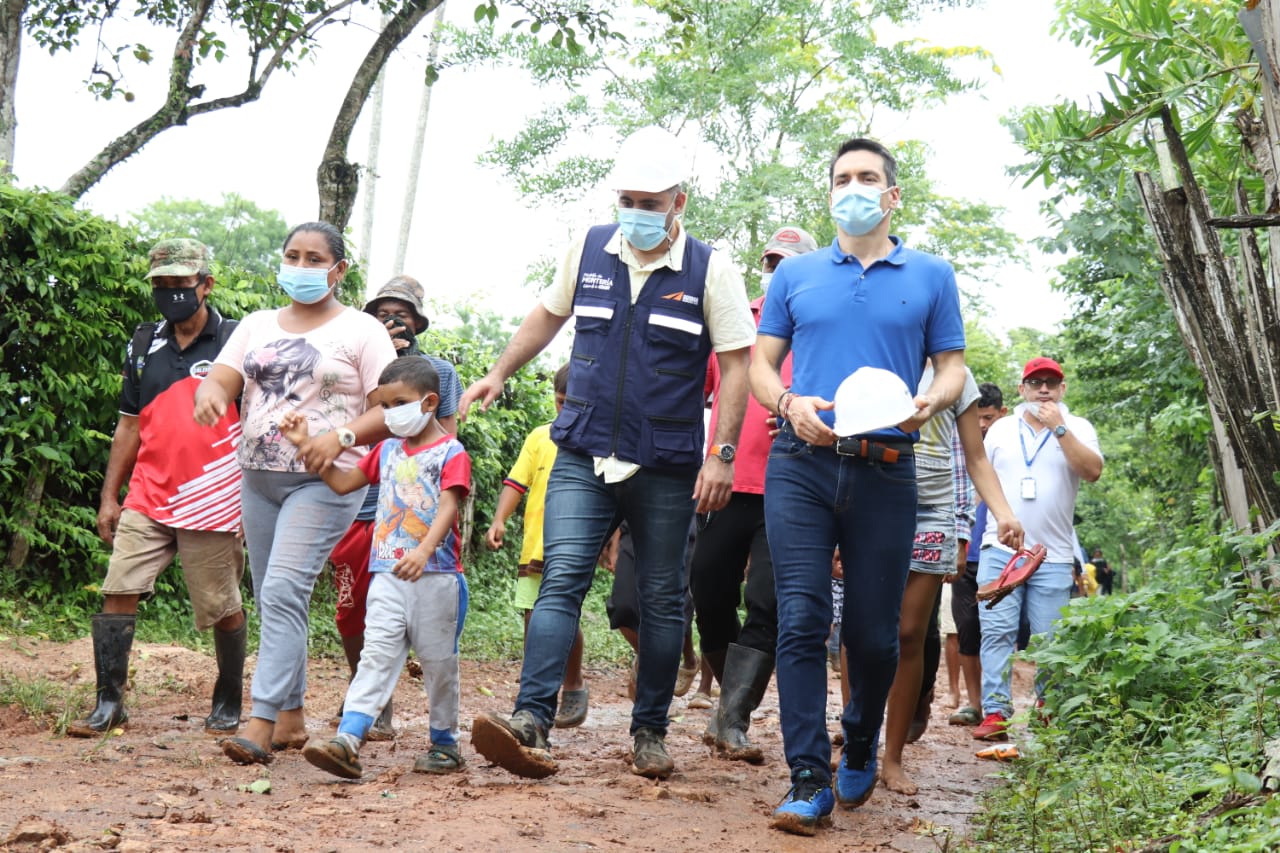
[
  {"xmin": 630, "ymin": 728, "xmax": 674, "ymax": 779},
  {"xmin": 471, "ymin": 711, "xmax": 557, "ymax": 779}
]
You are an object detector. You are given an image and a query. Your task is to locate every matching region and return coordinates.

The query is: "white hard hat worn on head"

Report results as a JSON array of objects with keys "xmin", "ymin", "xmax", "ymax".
[
  {"xmin": 832, "ymin": 367, "xmax": 919, "ymax": 437},
  {"xmin": 608, "ymin": 125, "xmax": 690, "ymax": 192}
]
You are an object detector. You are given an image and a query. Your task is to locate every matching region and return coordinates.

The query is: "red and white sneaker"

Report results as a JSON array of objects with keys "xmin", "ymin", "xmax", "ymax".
[{"xmin": 972, "ymin": 712, "xmax": 1010, "ymax": 741}]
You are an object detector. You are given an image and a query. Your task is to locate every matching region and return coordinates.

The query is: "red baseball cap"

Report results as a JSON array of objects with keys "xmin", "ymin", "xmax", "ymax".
[{"xmin": 1022, "ymin": 357, "xmax": 1064, "ymax": 380}]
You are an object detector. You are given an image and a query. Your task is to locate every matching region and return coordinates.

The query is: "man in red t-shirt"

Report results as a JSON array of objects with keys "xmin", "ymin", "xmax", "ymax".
[
  {"xmin": 690, "ymin": 225, "xmax": 818, "ymax": 763},
  {"xmin": 70, "ymin": 239, "xmax": 247, "ymax": 738}
]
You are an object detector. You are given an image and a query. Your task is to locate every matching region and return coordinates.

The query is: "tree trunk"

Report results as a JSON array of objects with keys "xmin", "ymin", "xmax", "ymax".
[
  {"xmin": 5, "ymin": 460, "xmax": 47, "ymax": 573},
  {"xmin": 396, "ymin": 2, "xmax": 447, "ymax": 272},
  {"xmin": 1134, "ymin": 107, "xmax": 1280, "ymax": 526},
  {"xmin": 0, "ymin": 0, "xmax": 25, "ymax": 172},
  {"xmin": 317, "ymin": 0, "xmax": 440, "ymax": 231},
  {"xmin": 357, "ymin": 12, "xmax": 394, "ymax": 270}
]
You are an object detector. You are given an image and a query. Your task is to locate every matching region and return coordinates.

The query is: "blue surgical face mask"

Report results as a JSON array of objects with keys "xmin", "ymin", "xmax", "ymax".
[
  {"xmin": 831, "ymin": 183, "xmax": 892, "ymax": 237},
  {"xmin": 278, "ymin": 262, "xmax": 338, "ymax": 304},
  {"xmin": 384, "ymin": 399, "xmax": 433, "ymax": 438},
  {"xmin": 617, "ymin": 204, "xmax": 674, "ymax": 251}
]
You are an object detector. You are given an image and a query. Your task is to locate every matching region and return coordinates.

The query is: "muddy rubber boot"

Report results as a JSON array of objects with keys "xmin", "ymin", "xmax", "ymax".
[
  {"xmin": 715, "ymin": 643, "xmax": 774, "ymax": 764},
  {"xmin": 204, "ymin": 619, "xmax": 246, "ymax": 735},
  {"xmin": 68, "ymin": 613, "xmax": 135, "ymax": 737}
]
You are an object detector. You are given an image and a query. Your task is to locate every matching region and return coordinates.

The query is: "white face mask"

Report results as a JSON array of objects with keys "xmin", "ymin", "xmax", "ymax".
[
  {"xmin": 384, "ymin": 399, "xmax": 433, "ymax": 437},
  {"xmin": 760, "ymin": 272, "xmax": 774, "ymax": 294}
]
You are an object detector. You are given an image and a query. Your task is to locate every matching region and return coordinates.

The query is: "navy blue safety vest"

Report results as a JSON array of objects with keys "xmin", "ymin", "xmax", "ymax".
[{"xmin": 550, "ymin": 224, "xmax": 713, "ymax": 470}]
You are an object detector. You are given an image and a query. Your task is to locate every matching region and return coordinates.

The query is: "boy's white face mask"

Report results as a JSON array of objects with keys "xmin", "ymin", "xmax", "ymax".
[{"xmin": 384, "ymin": 399, "xmax": 433, "ymax": 437}]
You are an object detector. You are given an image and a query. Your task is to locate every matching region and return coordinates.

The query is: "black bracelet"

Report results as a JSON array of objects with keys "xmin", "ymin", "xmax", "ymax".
[{"xmin": 776, "ymin": 389, "xmax": 792, "ymax": 416}]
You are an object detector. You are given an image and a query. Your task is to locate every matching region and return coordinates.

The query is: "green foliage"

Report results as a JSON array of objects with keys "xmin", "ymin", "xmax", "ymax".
[
  {"xmin": 0, "ymin": 178, "xmax": 149, "ymax": 590},
  {"xmin": 130, "ymin": 193, "xmax": 291, "ymax": 277},
  {"xmin": 964, "ymin": 524, "xmax": 1280, "ymax": 853}
]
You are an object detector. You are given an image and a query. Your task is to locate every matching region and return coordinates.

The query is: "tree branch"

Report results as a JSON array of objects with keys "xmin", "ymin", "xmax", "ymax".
[
  {"xmin": 59, "ymin": 0, "xmax": 215, "ymax": 197},
  {"xmin": 318, "ymin": 0, "xmax": 441, "ymax": 230}
]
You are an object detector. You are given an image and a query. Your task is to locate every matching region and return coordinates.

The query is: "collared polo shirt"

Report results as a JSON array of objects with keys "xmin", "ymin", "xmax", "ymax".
[
  {"xmin": 981, "ymin": 402, "xmax": 1102, "ymax": 563},
  {"xmin": 758, "ymin": 236, "xmax": 966, "ymax": 438},
  {"xmin": 119, "ymin": 308, "xmax": 242, "ymax": 532}
]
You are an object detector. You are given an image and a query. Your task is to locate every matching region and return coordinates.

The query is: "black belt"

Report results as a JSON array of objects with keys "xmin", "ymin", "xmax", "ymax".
[{"xmin": 833, "ymin": 438, "xmax": 914, "ymax": 463}]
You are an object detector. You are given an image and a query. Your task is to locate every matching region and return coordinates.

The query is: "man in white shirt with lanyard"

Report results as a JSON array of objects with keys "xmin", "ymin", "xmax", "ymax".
[{"xmin": 972, "ymin": 357, "xmax": 1103, "ymax": 741}]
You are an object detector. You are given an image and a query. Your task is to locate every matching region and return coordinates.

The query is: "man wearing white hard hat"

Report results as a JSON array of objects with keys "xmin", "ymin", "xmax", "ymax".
[
  {"xmin": 461, "ymin": 125, "xmax": 755, "ymax": 781},
  {"xmin": 749, "ymin": 137, "xmax": 967, "ymax": 835},
  {"xmin": 690, "ymin": 225, "xmax": 818, "ymax": 764}
]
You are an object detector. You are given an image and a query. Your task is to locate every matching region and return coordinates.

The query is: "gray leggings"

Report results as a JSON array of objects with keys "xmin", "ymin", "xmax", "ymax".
[{"xmin": 241, "ymin": 470, "xmax": 365, "ymax": 722}]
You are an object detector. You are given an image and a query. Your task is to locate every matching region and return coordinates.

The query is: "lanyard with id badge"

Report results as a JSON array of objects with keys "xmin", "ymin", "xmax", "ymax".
[{"xmin": 1018, "ymin": 420, "xmax": 1053, "ymax": 500}]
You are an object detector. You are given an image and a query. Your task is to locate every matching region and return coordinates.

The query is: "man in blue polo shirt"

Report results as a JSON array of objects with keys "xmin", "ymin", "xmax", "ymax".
[{"xmin": 749, "ymin": 137, "xmax": 967, "ymax": 835}]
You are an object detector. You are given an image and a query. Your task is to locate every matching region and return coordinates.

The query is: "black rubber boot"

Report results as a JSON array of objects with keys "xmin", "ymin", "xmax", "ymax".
[
  {"xmin": 68, "ymin": 613, "xmax": 135, "ymax": 737},
  {"xmin": 715, "ymin": 643, "xmax": 774, "ymax": 764},
  {"xmin": 204, "ymin": 619, "xmax": 246, "ymax": 735}
]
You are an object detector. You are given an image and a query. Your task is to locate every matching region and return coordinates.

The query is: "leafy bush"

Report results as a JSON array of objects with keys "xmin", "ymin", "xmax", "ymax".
[
  {"xmin": 965, "ymin": 523, "xmax": 1280, "ymax": 852},
  {"xmin": 0, "ymin": 179, "xmax": 150, "ymax": 595}
]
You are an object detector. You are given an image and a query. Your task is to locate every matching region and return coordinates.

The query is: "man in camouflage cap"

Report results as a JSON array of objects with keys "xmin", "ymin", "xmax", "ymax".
[{"xmin": 71, "ymin": 238, "xmax": 247, "ymax": 738}]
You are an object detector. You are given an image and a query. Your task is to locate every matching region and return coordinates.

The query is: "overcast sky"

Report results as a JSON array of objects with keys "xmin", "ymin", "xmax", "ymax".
[{"xmin": 13, "ymin": 0, "xmax": 1106, "ymax": 340}]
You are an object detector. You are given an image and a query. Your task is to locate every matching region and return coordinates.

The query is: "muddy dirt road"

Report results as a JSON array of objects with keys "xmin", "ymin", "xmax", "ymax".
[{"xmin": 0, "ymin": 637, "xmax": 1022, "ymax": 851}]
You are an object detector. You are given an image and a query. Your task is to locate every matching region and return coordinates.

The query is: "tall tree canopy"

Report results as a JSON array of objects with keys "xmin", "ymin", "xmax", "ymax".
[{"xmin": 453, "ymin": 0, "xmax": 1019, "ymax": 292}]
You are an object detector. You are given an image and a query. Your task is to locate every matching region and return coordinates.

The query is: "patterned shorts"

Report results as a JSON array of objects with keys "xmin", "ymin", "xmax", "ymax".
[{"xmin": 910, "ymin": 503, "xmax": 958, "ymax": 576}]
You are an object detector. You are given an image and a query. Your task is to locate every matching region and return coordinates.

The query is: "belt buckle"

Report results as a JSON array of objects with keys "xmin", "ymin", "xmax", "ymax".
[{"xmin": 834, "ymin": 437, "xmax": 861, "ymax": 457}]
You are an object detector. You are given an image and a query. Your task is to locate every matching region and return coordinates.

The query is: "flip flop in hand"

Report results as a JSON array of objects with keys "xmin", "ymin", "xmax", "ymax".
[{"xmin": 976, "ymin": 545, "xmax": 1048, "ymax": 608}]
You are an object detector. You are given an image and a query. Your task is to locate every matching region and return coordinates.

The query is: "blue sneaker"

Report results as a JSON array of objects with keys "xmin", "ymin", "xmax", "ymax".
[
  {"xmin": 771, "ymin": 769, "xmax": 835, "ymax": 836},
  {"xmin": 835, "ymin": 733, "xmax": 879, "ymax": 808}
]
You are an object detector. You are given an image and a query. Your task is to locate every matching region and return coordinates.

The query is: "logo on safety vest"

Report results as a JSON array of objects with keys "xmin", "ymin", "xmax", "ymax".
[
  {"xmin": 582, "ymin": 272, "xmax": 613, "ymax": 291},
  {"xmin": 662, "ymin": 291, "xmax": 700, "ymax": 306}
]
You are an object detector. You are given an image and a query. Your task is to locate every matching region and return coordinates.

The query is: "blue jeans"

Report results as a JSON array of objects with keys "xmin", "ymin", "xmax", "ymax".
[
  {"xmin": 516, "ymin": 449, "xmax": 696, "ymax": 735},
  {"xmin": 976, "ymin": 545, "xmax": 1074, "ymax": 717},
  {"xmin": 764, "ymin": 430, "xmax": 917, "ymax": 782}
]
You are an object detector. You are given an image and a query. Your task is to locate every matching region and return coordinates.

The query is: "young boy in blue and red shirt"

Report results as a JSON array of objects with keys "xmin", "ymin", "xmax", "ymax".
[{"xmin": 280, "ymin": 357, "xmax": 471, "ymax": 778}]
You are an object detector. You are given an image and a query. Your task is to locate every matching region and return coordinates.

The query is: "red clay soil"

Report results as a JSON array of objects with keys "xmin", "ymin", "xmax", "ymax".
[{"xmin": 0, "ymin": 637, "xmax": 1033, "ymax": 852}]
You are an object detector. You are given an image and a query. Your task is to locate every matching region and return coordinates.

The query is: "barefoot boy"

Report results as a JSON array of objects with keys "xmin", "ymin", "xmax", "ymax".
[{"xmin": 280, "ymin": 357, "xmax": 471, "ymax": 778}]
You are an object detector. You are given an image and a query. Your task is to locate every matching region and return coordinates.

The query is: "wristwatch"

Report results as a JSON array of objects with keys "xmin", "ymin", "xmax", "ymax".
[
  {"xmin": 709, "ymin": 443, "xmax": 736, "ymax": 463},
  {"xmin": 336, "ymin": 427, "xmax": 357, "ymax": 448},
  {"xmin": 1053, "ymin": 424, "xmax": 1068, "ymax": 438}
]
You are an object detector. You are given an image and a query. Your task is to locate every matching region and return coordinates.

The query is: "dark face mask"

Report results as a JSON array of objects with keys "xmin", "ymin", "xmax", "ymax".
[
  {"xmin": 393, "ymin": 326, "xmax": 419, "ymax": 356},
  {"xmin": 153, "ymin": 285, "xmax": 203, "ymax": 323}
]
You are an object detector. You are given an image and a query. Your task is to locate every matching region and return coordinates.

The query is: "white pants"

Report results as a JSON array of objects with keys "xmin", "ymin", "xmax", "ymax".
[{"xmin": 339, "ymin": 571, "xmax": 468, "ymax": 744}]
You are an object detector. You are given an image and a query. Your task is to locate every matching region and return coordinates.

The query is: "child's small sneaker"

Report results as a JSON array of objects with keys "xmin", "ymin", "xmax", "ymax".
[
  {"xmin": 972, "ymin": 712, "xmax": 1010, "ymax": 741},
  {"xmin": 413, "ymin": 742, "xmax": 465, "ymax": 774},
  {"xmin": 303, "ymin": 734, "xmax": 363, "ymax": 779},
  {"xmin": 771, "ymin": 769, "xmax": 835, "ymax": 836}
]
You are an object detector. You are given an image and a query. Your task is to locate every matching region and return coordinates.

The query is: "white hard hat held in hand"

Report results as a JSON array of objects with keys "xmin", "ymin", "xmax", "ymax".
[
  {"xmin": 608, "ymin": 126, "xmax": 690, "ymax": 192},
  {"xmin": 832, "ymin": 367, "xmax": 918, "ymax": 437}
]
